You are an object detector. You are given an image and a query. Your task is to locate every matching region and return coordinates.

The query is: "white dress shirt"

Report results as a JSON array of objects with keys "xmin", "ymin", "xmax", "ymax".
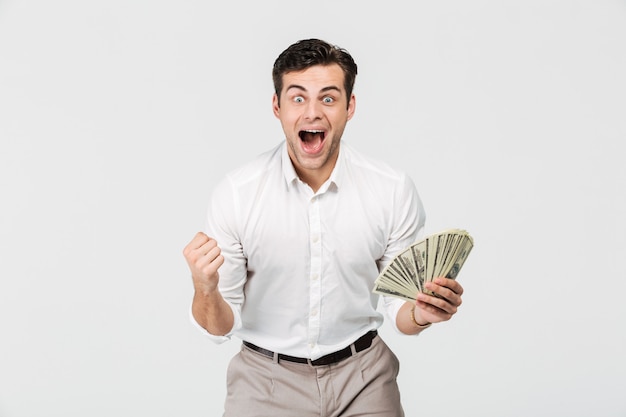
[{"xmin": 191, "ymin": 141, "xmax": 425, "ymax": 360}]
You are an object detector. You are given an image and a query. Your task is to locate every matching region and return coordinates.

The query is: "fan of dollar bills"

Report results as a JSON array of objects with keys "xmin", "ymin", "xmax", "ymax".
[{"xmin": 372, "ymin": 228, "xmax": 474, "ymax": 302}]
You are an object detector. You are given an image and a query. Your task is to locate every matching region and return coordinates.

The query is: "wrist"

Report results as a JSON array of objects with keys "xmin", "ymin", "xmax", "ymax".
[
  {"xmin": 192, "ymin": 276, "xmax": 220, "ymax": 297},
  {"xmin": 410, "ymin": 306, "xmax": 432, "ymax": 329}
]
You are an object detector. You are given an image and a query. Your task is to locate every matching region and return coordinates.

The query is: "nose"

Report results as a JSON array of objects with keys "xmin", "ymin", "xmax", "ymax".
[{"xmin": 303, "ymin": 100, "xmax": 323, "ymax": 121}]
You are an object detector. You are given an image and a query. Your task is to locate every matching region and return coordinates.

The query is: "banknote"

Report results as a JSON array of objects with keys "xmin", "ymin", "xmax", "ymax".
[{"xmin": 373, "ymin": 229, "xmax": 474, "ymax": 302}]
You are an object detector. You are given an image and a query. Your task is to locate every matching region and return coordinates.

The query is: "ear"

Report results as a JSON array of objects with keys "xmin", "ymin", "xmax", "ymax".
[
  {"xmin": 346, "ymin": 94, "xmax": 356, "ymax": 121},
  {"xmin": 272, "ymin": 94, "xmax": 280, "ymax": 118}
]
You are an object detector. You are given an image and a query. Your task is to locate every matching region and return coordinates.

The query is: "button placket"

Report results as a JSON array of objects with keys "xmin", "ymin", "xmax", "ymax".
[{"xmin": 307, "ymin": 195, "xmax": 322, "ymax": 357}]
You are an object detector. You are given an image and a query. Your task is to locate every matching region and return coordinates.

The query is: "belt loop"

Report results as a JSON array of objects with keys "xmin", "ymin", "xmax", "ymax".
[
  {"xmin": 273, "ymin": 351, "xmax": 279, "ymax": 364},
  {"xmin": 350, "ymin": 343, "xmax": 357, "ymax": 355}
]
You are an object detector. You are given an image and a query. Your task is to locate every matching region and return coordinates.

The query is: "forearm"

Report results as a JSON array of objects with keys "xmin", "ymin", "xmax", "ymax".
[
  {"xmin": 191, "ymin": 288, "xmax": 235, "ymax": 336},
  {"xmin": 396, "ymin": 301, "xmax": 431, "ymax": 335}
]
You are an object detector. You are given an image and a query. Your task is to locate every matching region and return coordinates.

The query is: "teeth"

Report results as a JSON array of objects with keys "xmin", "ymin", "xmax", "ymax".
[{"xmin": 304, "ymin": 130, "xmax": 324, "ymax": 133}]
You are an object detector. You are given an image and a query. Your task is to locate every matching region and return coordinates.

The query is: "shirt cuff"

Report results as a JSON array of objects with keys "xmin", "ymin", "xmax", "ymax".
[{"xmin": 188, "ymin": 300, "xmax": 241, "ymax": 344}]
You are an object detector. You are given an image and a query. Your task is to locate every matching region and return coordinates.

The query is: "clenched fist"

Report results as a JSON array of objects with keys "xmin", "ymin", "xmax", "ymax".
[{"xmin": 183, "ymin": 232, "xmax": 225, "ymax": 294}]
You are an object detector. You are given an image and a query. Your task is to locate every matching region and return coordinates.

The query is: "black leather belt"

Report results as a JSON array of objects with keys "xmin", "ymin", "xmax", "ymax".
[{"xmin": 243, "ymin": 330, "xmax": 378, "ymax": 366}]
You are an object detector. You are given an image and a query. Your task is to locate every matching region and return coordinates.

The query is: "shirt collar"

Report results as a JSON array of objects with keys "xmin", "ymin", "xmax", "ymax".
[
  {"xmin": 280, "ymin": 141, "xmax": 345, "ymax": 192},
  {"xmin": 281, "ymin": 143, "xmax": 299, "ymax": 185}
]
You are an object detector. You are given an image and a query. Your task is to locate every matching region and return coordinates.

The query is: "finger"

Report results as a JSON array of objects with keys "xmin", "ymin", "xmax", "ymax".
[
  {"xmin": 426, "ymin": 278, "xmax": 464, "ymax": 306},
  {"xmin": 426, "ymin": 285, "xmax": 463, "ymax": 307},
  {"xmin": 416, "ymin": 291, "xmax": 460, "ymax": 315},
  {"xmin": 415, "ymin": 300, "xmax": 455, "ymax": 322},
  {"xmin": 433, "ymin": 277, "xmax": 464, "ymax": 296},
  {"xmin": 200, "ymin": 242, "xmax": 222, "ymax": 263},
  {"xmin": 183, "ymin": 232, "xmax": 210, "ymax": 256},
  {"xmin": 199, "ymin": 252, "xmax": 224, "ymax": 277},
  {"xmin": 415, "ymin": 298, "xmax": 456, "ymax": 320},
  {"xmin": 422, "ymin": 284, "xmax": 456, "ymax": 304}
]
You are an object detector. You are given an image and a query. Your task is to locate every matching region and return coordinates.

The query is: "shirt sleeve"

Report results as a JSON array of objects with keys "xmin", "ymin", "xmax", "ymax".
[
  {"xmin": 379, "ymin": 173, "xmax": 426, "ymax": 334},
  {"xmin": 189, "ymin": 176, "xmax": 247, "ymax": 342},
  {"xmin": 188, "ymin": 301, "xmax": 242, "ymax": 343}
]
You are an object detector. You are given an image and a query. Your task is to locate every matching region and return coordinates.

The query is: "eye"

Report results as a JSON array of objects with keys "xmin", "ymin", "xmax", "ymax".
[
  {"xmin": 322, "ymin": 96, "xmax": 334, "ymax": 104},
  {"xmin": 294, "ymin": 96, "xmax": 304, "ymax": 103}
]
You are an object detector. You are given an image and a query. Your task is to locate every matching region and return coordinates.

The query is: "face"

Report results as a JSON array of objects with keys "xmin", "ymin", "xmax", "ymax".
[{"xmin": 273, "ymin": 64, "xmax": 356, "ymax": 190}]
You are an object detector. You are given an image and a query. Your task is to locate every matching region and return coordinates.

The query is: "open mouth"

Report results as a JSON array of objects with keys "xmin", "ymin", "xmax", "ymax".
[{"xmin": 298, "ymin": 130, "xmax": 326, "ymax": 154}]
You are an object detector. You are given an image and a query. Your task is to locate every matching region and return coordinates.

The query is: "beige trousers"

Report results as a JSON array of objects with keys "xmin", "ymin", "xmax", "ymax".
[{"xmin": 223, "ymin": 335, "xmax": 405, "ymax": 417}]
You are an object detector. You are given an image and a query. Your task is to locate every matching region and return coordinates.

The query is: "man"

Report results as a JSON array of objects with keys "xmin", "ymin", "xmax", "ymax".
[{"xmin": 183, "ymin": 39, "xmax": 463, "ymax": 416}]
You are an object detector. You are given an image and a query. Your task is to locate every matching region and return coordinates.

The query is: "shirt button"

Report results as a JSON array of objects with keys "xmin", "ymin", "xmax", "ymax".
[
  {"xmin": 311, "ymin": 273, "xmax": 319, "ymax": 281},
  {"xmin": 311, "ymin": 309, "xmax": 318, "ymax": 316}
]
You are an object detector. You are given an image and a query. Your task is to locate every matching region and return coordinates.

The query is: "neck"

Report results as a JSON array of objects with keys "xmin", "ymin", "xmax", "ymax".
[{"xmin": 296, "ymin": 168, "xmax": 329, "ymax": 193}]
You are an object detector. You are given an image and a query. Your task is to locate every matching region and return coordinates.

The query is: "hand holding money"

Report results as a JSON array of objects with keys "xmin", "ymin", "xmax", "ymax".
[
  {"xmin": 373, "ymin": 229, "xmax": 474, "ymax": 303},
  {"xmin": 416, "ymin": 276, "xmax": 464, "ymax": 322}
]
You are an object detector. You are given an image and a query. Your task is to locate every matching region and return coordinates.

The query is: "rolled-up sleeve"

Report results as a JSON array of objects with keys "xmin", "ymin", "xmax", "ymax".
[
  {"xmin": 379, "ymin": 173, "xmax": 426, "ymax": 334},
  {"xmin": 189, "ymin": 176, "xmax": 247, "ymax": 342},
  {"xmin": 189, "ymin": 300, "xmax": 241, "ymax": 343}
]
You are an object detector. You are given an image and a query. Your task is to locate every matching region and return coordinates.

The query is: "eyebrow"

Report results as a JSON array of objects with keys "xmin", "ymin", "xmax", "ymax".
[{"xmin": 285, "ymin": 84, "xmax": 342, "ymax": 94}]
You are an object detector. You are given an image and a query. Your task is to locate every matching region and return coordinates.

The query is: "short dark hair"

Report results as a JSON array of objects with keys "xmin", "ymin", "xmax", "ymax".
[{"xmin": 272, "ymin": 39, "xmax": 358, "ymax": 108}]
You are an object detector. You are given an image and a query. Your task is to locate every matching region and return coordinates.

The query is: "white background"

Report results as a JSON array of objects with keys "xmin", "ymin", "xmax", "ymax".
[{"xmin": 1, "ymin": 1, "xmax": 625, "ymax": 416}]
